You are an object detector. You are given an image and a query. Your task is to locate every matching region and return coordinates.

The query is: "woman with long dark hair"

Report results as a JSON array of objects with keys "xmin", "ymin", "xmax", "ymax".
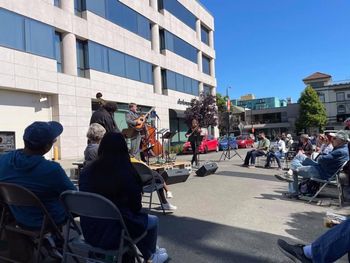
[{"xmin": 79, "ymin": 132, "xmax": 168, "ymax": 263}]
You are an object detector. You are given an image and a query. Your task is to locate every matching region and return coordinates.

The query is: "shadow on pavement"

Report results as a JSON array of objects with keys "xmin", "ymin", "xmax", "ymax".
[
  {"xmin": 217, "ymin": 170, "xmax": 278, "ymax": 183},
  {"xmin": 155, "ymin": 214, "xmax": 294, "ymax": 263}
]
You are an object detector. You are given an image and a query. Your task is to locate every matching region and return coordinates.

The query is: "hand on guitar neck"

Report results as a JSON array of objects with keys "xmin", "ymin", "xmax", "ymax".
[{"xmin": 134, "ymin": 107, "xmax": 155, "ymax": 131}]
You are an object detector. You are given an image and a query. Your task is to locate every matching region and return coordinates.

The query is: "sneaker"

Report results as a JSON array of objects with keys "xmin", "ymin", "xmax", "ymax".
[
  {"xmin": 274, "ymin": 174, "xmax": 293, "ymax": 182},
  {"xmin": 287, "ymin": 169, "xmax": 293, "ymax": 176},
  {"xmin": 282, "ymin": 192, "xmax": 300, "ymax": 199},
  {"xmin": 242, "ymin": 164, "xmax": 249, "ymax": 167},
  {"xmin": 166, "ymin": 191, "xmax": 173, "ymax": 199},
  {"xmin": 150, "ymin": 251, "xmax": 169, "ymax": 263},
  {"xmin": 277, "ymin": 239, "xmax": 311, "ymax": 263},
  {"xmin": 156, "ymin": 246, "xmax": 167, "ymax": 254},
  {"xmin": 248, "ymin": 165, "xmax": 255, "ymax": 169},
  {"xmin": 162, "ymin": 202, "xmax": 177, "ymax": 210}
]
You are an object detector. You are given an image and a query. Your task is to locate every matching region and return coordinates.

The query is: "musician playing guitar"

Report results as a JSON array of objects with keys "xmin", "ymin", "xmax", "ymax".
[
  {"xmin": 185, "ymin": 119, "xmax": 202, "ymax": 166},
  {"xmin": 125, "ymin": 103, "xmax": 143, "ymax": 159}
]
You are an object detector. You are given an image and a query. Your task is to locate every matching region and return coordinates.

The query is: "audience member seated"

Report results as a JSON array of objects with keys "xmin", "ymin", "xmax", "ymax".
[
  {"xmin": 344, "ymin": 117, "xmax": 350, "ymax": 131},
  {"xmin": 242, "ymin": 131, "xmax": 270, "ymax": 168},
  {"xmin": 0, "ymin": 121, "xmax": 76, "ymax": 228},
  {"xmin": 311, "ymin": 133, "xmax": 334, "ymax": 160},
  {"xmin": 79, "ymin": 132, "xmax": 168, "ymax": 263},
  {"xmin": 275, "ymin": 131, "xmax": 349, "ymax": 198},
  {"xmin": 278, "ymin": 218, "xmax": 350, "ymax": 262},
  {"xmin": 264, "ymin": 134, "xmax": 286, "ymax": 170},
  {"xmin": 84, "ymin": 123, "xmax": 106, "ymax": 167}
]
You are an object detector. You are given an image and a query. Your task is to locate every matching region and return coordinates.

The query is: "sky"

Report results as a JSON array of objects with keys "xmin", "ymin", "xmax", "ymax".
[{"xmin": 200, "ymin": 0, "xmax": 350, "ymax": 102}]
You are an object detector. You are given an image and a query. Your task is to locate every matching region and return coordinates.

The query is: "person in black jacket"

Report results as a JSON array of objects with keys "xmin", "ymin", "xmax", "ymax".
[
  {"xmin": 185, "ymin": 119, "xmax": 202, "ymax": 166},
  {"xmin": 79, "ymin": 132, "xmax": 168, "ymax": 263},
  {"xmin": 90, "ymin": 102, "xmax": 120, "ymax": 133}
]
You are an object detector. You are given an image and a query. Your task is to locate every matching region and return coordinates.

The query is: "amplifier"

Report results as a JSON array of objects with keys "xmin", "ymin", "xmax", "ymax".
[{"xmin": 161, "ymin": 169, "xmax": 190, "ymax": 185}]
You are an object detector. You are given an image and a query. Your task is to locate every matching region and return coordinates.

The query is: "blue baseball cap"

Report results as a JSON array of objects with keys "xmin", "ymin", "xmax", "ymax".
[{"xmin": 23, "ymin": 121, "xmax": 63, "ymax": 148}]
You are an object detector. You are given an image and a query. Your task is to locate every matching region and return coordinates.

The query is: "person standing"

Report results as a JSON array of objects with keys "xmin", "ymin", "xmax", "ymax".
[
  {"xmin": 126, "ymin": 103, "xmax": 142, "ymax": 159},
  {"xmin": 185, "ymin": 119, "xmax": 202, "ymax": 167},
  {"xmin": 90, "ymin": 101, "xmax": 120, "ymax": 133}
]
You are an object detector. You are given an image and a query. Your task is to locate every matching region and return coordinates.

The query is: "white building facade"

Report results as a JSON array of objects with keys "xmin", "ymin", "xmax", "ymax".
[{"xmin": 0, "ymin": 0, "xmax": 216, "ymax": 159}]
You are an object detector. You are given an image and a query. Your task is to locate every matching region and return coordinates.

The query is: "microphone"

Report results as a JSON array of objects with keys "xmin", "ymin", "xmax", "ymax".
[{"xmin": 151, "ymin": 110, "xmax": 160, "ymax": 120}]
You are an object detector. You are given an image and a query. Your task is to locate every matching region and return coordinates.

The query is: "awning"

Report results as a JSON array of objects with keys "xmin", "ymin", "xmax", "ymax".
[{"xmin": 169, "ymin": 109, "xmax": 186, "ymax": 118}]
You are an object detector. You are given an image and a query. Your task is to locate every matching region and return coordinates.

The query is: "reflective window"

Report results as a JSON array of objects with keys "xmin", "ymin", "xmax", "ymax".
[
  {"xmin": 176, "ymin": 74, "xmax": 184, "ymax": 92},
  {"xmin": 76, "ymin": 40, "xmax": 87, "ymax": 77},
  {"xmin": 163, "ymin": 30, "xmax": 197, "ymax": 63},
  {"xmin": 108, "ymin": 49, "xmax": 125, "ymax": 77},
  {"xmin": 203, "ymin": 84, "xmax": 211, "ymax": 95},
  {"xmin": 336, "ymin": 92, "xmax": 345, "ymax": 101},
  {"xmin": 140, "ymin": 61, "xmax": 153, "ymax": 84},
  {"xmin": 192, "ymin": 79, "xmax": 199, "ymax": 96},
  {"xmin": 74, "ymin": 0, "xmax": 84, "ymax": 16},
  {"xmin": 318, "ymin": 93, "xmax": 325, "ymax": 103},
  {"xmin": 0, "ymin": 9, "xmax": 25, "ymax": 51},
  {"xmin": 88, "ymin": 41, "xmax": 108, "ymax": 72},
  {"xmin": 166, "ymin": 70, "xmax": 176, "ymax": 90},
  {"xmin": 202, "ymin": 55, "xmax": 211, "ymax": 75},
  {"xmin": 85, "ymin": 0, "xmax": 105, "ymax": 17},
  {"xmin": 201, "ymin": 25, "xmax": 209, "ymax": 45},
  {"xmin": 54, "ymin": 32, "xmax": 62, "ymax": 72},
  {"xmin": 54, "ymin": 0, "xmax": 60, "ymax": 7},
  {"xmin": 160, "ymin": 0, "xmax": 196, "ymax": 30},
  {"xmin": 337, "ymin": 105, "xmax": 346, "ymax": 114},
  {"xmin": 125, "ymin": 55, "xmax": 140, "ymax": 81},
  {"xmin": 184, "ymin": 76, "xmax": 192, "ymax": 94},
  {"xmin": 162, "ymin": 69, "xmax": 198, "ymax": 95}
]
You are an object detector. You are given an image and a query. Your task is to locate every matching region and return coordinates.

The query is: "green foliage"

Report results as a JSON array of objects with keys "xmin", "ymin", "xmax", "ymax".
[
  {"xmin": 184, "ymin": 92, "xmax": 218, "ymax": 128},
  {"xmin": 295, "ymin": 86, "xmax": 327, "ymax": 132},
  {"xmin": 216, "ymin": 93, "xmax": 228, "ymax": 113},
  {"xmin": 169, "ymin": 144, "xmax": 183, "ymax": 154}
]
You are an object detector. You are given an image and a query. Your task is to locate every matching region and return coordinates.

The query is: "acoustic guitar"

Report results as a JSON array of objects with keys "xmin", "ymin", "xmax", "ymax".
[{"xmin": 134, "ymin": 107, "xmax": 155, "ymax": 131}]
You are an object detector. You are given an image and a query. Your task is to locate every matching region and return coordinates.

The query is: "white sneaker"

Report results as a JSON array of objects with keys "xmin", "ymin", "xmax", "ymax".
[
  {"xmin": 156, "ymin": 246, "xmax": 167, "ymax": 254},
  {"xmin": 162, "ymin": 202, "xmax": 177, "ymax": 210},
  {"xmin": 150, "ymin": 251, "xmax": 168, "ymax": 263},
  {"xmin": 287, "ymin": 169, "xmax": 293, "ymax": 176},
  {"xmin": 166, "ymin": 191, "xmax": 173, "ymax": 199}
]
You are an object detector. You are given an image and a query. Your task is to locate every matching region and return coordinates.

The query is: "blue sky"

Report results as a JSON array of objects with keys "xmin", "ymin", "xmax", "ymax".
[{"xmin": 200, "ymin": 0, "xmax": 350, "ymax": 102}]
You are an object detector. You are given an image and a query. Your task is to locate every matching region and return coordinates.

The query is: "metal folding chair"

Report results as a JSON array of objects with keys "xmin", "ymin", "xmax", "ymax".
[
  {"xmin": 0, "ymin": 182, "xmax": 66, "ymax": 263},
  {"xmin": 308, "ymin": 162, "xmax": 348, "ymax": 205},
  {"xmin": 60, "ymin": 190, "xmax": 146, "ymax": 263}
]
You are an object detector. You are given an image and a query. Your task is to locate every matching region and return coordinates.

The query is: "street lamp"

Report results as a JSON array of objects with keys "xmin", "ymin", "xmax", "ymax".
[{"xmin": 226, "ymin": 87, "xmax": 231, "ymax": 135}]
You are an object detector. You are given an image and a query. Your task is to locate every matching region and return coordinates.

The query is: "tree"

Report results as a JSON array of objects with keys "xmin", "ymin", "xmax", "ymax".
[
  {"xmin": 184, "ymin": 92, "xmax": 218, "ymax": 128},
  {"xmin": 295, "ymin": 86, "xmax": 327, "ymax": 133}
]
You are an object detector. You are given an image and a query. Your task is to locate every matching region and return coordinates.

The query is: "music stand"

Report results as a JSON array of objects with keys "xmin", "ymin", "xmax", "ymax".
[
  {"xmin": 162, "ymin": 131, "xmax": 176, "ymax": 163},
  {"xmin": 219, "ymin": 138, "xmax": 243, "ymax": 162}
]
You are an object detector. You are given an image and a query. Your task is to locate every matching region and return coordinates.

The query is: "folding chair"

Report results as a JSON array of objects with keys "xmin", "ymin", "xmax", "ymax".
[
  {"xmin": 308, "ymin": 162, "xmax": 348, "ymax": 205},
  {"xmin": 60, "ymin": 190, "xmax": 146, "ymax": 263},
  {"xmin": 0, "ymin": 182, "xmax": 66, "ymax": 263},
  {"xmin": 132, "ymin": 162, "xmax": 166, "ymax": 214}
]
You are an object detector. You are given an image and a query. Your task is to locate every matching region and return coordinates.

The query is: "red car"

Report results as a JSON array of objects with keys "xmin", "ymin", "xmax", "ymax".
[
  {"xmin": 182, "ymin": 135, "xmax": 219, "ymax": 154},
  {"xmin": 236, "ymin": 135, "xmax": 255, "ymax": 148}
]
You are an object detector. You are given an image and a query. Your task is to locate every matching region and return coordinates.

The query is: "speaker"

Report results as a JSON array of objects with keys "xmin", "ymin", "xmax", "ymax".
[
  {"xmin": 161, "ymin": 169, "xmax": 190, "ymax": 185},
  {"xmin": 195, "ymin": 162, "xmax": 218, "ymax": 177}
]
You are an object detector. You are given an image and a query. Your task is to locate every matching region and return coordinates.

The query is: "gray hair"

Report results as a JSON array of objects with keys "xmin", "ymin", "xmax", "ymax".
[{"xmin": 87, "ymin": 123, "xmax": 106, "ymax": 143}]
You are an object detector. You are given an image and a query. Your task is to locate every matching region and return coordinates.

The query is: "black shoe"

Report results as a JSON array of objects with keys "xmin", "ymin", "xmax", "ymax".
[
  {"xmin": 275, "ymin": 174, "xmax": 293, "ymax": 182},
  {"xmin": 282, "ymin": 192, "xmax": 300, "ymax": 199},
  {"xmin": 277, "ymin": 239, "xmax": 311, "ymax": 263}
]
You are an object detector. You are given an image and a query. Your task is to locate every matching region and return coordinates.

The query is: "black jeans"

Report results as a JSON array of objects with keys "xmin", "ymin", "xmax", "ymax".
[
  {"xmin": 244, "ymin": 150, "xmax": 265, "ymax": 165},
  {"xmin": 190, "ymin": 141, "xmax": 199, "ymax": 165}
]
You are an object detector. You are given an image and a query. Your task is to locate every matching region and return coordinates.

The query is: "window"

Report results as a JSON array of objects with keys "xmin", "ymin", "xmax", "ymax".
[
  {"xmin": 108, "ymin": 49, "xmax": 125, "ymax": 77},
  {"xmin": 88, "ymin": 41, "xmax": 108, "ymax": 72},
  {"xmin": 336, "ymin": 92, "xmax": 345, "ymax": 101},
  {"xmin": 159, "ymin": 0, "xmax": 196, "ymax": 30},
  {"xmin": 191, "ymin": 79, "xmax": 199, "ymax": 96},
  {"xmin": 201, "ymin": 25, "xmax": 209, "ymax": 45},
  {"xmin": 125, "ymin": 55, "xmax": 140, "ymax": 81},
  {"xmin": 162, "ymin": 69, "xmax": 198, "ymax": 95},
  {"xmin": 318, "ymin": 93, "xmax": 325, "ymax": 103},
  {"xmin": 74, "ymin": 0, "xmax": 84, "ymax": 16},
  {"xmin": 338, "ymin": 105, "xmax": 346, "ymax": 114},
  {"xmin": 140, "ymin": 61, "xmax": 153, "ymax": 84},
  {"xmin": 0, "ymin": 9, "xmax": 55, "ymax": 59},
  {"xmin": 202, "ymin": 55, "xmax": 211, "ymax": 75},
  {"xmin": 54, "ymin": 0, "xmax": 60, "ymax": 7},
  {"xmin": 203, "ymin": 84, "xmax": 211, "ymax": 95},
  {"xmin": 76, "ymin": 40, "xmax": 87, "ymax": 77},
  {"xmin": 85, "ymin": 0, "xmax": 105, "ymax": 17},
  {"xmin": 347, "ymin": 93, "xmax": 350, "ymax": 99},
  {"xmin": 163, "ymin": 30, "xmax": 197, "ymax": 63},
  {"xmin": 54, "ymin": 32, "xmax": 62, "ymax": 72}
]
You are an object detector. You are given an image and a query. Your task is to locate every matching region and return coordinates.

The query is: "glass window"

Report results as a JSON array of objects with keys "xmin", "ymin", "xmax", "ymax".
[
  {"xmin": 137, "ymin": 15, "xmax": 151, "ymax": 40},
  {"xmin": 76, "ymin": 40, "xmax": 87, "ymax": 77},
  {"xmin": 336, "ymin": 92, "xmax": 345, "ymax": 101},
  {"xmin": 0, "ymin": 9, "xmax": 25, "ymax": 51},
  {"xmin": 201, "ymin": 25, "xmax": 209, "ymax": 45},
  {"xmin": 125, "ymin": 55, "xmax": 140, "ymax": 81},
  {"xmin": 192, "ymin": 80, "xmax": 199, "ymax": 95},
  {"xmin": 162, "ymin": 0, "xmax": 196, "ymax": 30},
  {"xmin": 202, "ymin": 55, "xmax": 211, "ymax": 75},
  {"xmin": 87, "ymin": 42, "xmax": 108, "ymax": 72},
  {"xmin": 54, "ymin": 32, "xmax": 62, "ymax": 72},
  {"xmin": 159, "ymin": 29, "xmax": 165, "ymax": 51},
  {"xmin": 175, "ymin": 73, "xmax": 184, "ymax": 92},
  {"xmin": 203, "ymin": 84, "xmax": 211, "ymax": 95},
  {"xmin": 164, "ymin": 30, "xmax": 197, "ymax": 63},
  {"xmin": 184, "ymin": 76, "xmax": 192, "ymax": 94},
  {"xmin": 85, "ymin": 0, "xmax": 105, "ymax": 17},
  {"xmin": 25, "ymin": 19, "xmax": 55, "ymax": 59},
  {"xmin": 54, "ymin": 0, "xmax": 60, "ymax": 7},
  {"xmin": 140, "ymin": 61, "xmax": 153, "ymax": 84},
  {"xmin": 318, "ymin": 93, "xmax": 325, "ymax": 103},
  {"xmin": 347, "ymin": 93, "xmax": 350, "ymax": 99},
  {"xmin": 108, "ymin": 49, "xmax": 125, "ymax": 77},
  {"xmin": 74, "ymin": 0, "xmax": 85, "ymax": 16},
  {"xmin": 337, "ymin": 105, "xmax": 346, "ymax": 114},
  {"xmin": 166, "ymin": 70, "xmax": 176, "ymax": 90}
]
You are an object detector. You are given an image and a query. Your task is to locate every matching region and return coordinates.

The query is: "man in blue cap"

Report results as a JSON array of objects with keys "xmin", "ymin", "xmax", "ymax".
[{"xmin": 0, "ymin": 121, "xmax": 76, "ymax": 229}]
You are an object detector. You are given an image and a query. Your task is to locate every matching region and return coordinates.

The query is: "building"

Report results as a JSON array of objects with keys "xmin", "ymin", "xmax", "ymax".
[
  {"xmin": 303, "ymin": 72, "xmax": 350, "ymax": 130},
  {"xmin": 231, "ymin": 96, "xmax": 287, "ymax": 110},
  {"xmin": 0, "ymin": 0, "xmax": 216, "ymax": 158}
]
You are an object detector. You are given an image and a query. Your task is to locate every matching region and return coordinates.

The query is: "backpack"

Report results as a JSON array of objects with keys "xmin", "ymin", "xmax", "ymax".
[{"xmin": 299, "ymin": 179, "xmax": 320, "ymax": 196}]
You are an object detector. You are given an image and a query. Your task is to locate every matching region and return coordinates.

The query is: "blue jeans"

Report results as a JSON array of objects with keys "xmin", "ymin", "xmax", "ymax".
[
  {"xmin": 244, "ymin": 150, "xmax": 265, "ymax": 165},
  {"xmin": 137, "ymin": 214, "xmax": 158, "ymax": 260},
  {"xmin": 311, "ymin": 218, "xmax": 350, "ymax": 262},
  {"xmin": 291, "ymin": 158, "xmax": 321, "ymax": 194},
  {"xmin": 266, "ymin": 152, "xmax": 284, "ymax": 168}
]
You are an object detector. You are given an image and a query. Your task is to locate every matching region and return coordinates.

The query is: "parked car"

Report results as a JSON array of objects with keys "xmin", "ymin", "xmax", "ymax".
[
  {"xmin": 236, "ymin": 135, "xmax": 255, "ymax": 148},
  {"xmin": 182, "ymin": 135, "xmax": 219, "ymax": 154},
  {"xmin": 219, "ymin": 135, "xmax": 238, "ymax": 150}
]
